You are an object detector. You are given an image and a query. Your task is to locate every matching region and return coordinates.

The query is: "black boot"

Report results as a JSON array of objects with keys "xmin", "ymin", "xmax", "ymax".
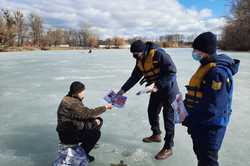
[{"xmin": 87, "ymin": 154, "xmax": 95, "ymax": 162}]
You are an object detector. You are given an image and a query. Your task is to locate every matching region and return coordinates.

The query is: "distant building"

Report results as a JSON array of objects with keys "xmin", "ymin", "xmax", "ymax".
[
  {"xmin": 58, "ymin": 44, "xmax": 70, "ymax": 48},
  {"xmin": 119, "ymin": 44, "xmax": 130, "ymax": 49},
  {"xmin": 98, "ymin": 44, "xmax": 130, "ymax": 49},
  {"xmin": 98, "ymin": 45, "xmax": 106, "ymax": 48}
]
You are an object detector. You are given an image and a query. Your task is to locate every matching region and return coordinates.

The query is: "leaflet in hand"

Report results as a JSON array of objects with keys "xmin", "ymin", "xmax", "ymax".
[
  {"xmin": 136, "ymin": 83, "xmax": 157, "ymax": 96},
  {"xmin": 104, "ymin": 90, "xmax": 127, "ymax": 108},
  {"xmin": 136, "ymin": 89, "xmax": 151, "ymax": 96},
  {"xmin": 171, "ymin": 94, "xmax": 188, "ymax": 123}
]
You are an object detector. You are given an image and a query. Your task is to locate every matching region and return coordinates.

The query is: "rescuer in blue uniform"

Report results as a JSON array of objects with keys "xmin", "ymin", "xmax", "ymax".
[
  {"xmin": 182, "ymin": 32, "xmax": 240, "ymax": 166},
  {"xmin": 117, "ymin": 40, "xmax": 179, "ymax": 160}
]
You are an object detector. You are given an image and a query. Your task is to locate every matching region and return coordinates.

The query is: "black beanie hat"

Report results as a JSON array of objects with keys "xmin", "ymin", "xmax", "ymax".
[
  {"xmin": 192, "ymin": 32, "xmax": 217, "ymax": 55},
  {"xmin": 130, "ymin": 40, "xmax": 145, "ymax": 53},
  {"xmin": 68, "ymin": 81, "xmax": 85, "ymax": 96}
]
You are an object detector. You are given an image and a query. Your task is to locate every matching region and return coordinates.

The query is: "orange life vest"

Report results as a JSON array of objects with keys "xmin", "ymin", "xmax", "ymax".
[{"xmin": 137, "ymin": 48, "xmax": 160, "ymax": 85}]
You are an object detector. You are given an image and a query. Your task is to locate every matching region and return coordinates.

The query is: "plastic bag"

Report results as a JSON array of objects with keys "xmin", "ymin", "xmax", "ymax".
[
  {"xmin": 171, "ymin": 94, "xmax": 188, "ymax": 123},
  {"xmin": 52, "ymin": 144, "xmax": 88, "ymax": 166}
]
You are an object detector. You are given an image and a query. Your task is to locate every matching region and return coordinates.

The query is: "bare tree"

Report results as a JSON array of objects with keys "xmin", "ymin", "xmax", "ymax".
[
  {"xmin": 104, "ymin": 38, "xmax": 113, "ymax": 48},
  {"xmin": 71, "ymin": 29, "xmax": 81, "ymax": 47},
  {"xmin": 0, "ymin": 15, "xmax": 4, "ymax": 45},
  {"xmin": 160, "ymin": 34, "xmax": 184, "ymax": 42},
  {"xmin": 87, "ymin": 36, "xmax": 98, "ymax": 48},
  {"xmin": 220, "ymin": 0, "xmax": 250, "ymax": 51},
  {"xmin": 112, "ymin": 36, "xmax": 125, "ymax": 48},
  {"xmin": 14, "ymin": 10, "xmax": 27, "ymax": 46},
  {"xmin": 80, "ymin": 24, "xmax": 91, "ymax": 47},
  {"xmin": 29, "ymin": 13, "xmax": 43, "ymax": 46},
  {"xmin": 46, "ymin": 28, "xmax": 65, "ymax": 47},
  {"xmin": 79, "ymin": 23, "xmax": 99, "ymax": 47},
  {"xmin": 64, "ymin": 29, "xmax": 75, "ymax": 47},
  {"xmin": 1, "ymin": 9, "xmax": 16, "ymax": 46}
]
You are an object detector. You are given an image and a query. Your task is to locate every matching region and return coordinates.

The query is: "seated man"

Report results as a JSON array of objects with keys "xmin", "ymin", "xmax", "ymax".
[{"xmin": 56, "ymin": 81, "xmax": 112, "ymax": 162}]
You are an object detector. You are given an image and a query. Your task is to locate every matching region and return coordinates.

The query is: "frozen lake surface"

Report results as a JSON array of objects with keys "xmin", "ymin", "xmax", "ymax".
[{"xmin": 0, "ymin": 48, "xmax": 249, "ymax": 166}]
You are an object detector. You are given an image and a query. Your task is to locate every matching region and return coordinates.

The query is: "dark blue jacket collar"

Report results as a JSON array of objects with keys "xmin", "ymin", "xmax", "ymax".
[{"xmin": 200, "ymin": 54, "xmax": 240, "ymax": 76}]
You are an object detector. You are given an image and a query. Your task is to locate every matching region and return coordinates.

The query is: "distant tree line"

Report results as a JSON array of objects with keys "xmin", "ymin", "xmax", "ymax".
[
  {"xmin": 220, "ymin": 0, "xmax": 250, "ymax": 51},
  {"xmin": 0, "ymin": 8, "xmax": 198, "ymax": 51},
  {"xmin": 0, "ymin": 9, "xmax": 129, "ymax": 50},
  {"xmin": 159, "ymin": 34, "xmax": 193, "ymax": 48}
]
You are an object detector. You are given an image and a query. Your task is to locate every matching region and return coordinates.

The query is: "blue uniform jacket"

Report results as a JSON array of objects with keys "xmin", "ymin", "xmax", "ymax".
[
  {"xmin": 183, "ymin": 54, "xmax": 240, "ymax": 129},
  {"xmin": 121, "ymin": 43, "xmax": 179, "ymax": 103}
]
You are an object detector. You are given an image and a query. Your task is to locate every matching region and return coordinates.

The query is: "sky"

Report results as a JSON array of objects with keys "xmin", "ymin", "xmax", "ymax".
[
  {"xmin": 0, "ymin": 0, "xmax": 231, "ymax": 39},
  {"xmin": 179, "ymin": 0, "xmax": 231, "ymax": 17}
]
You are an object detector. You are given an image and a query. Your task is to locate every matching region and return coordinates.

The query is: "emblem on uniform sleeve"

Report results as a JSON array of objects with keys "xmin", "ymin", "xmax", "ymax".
[{"xmin": 211, "ymin": 80, "xmax": 222, "ymax": 90}]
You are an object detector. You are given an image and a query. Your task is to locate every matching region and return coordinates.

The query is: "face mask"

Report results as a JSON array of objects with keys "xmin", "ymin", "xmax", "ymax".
[
  {"xmin": 192, "ymin": 51, "xmax": 203, "ymax": 61},
  {"xmin": 133, "ymin": 54, "xmax": 139, "ymax": 59},
  {"xmin": 133, "ymin": 52, "xmax": 143, "ymax": 59}
]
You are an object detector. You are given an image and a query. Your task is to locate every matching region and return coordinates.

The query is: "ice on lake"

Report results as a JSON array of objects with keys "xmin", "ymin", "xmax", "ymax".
[{"xmin": 0, "ymin": 48, "xmax": 249, "ymax": 166}]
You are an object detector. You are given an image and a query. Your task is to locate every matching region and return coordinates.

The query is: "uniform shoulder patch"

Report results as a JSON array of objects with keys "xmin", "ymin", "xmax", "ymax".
[{"xmin": 211, "ymin": 80, "xmax": 222, "ymax": 90}]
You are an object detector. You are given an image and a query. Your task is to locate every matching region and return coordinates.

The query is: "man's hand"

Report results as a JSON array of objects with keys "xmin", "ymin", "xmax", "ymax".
[
  {"xmin": 146, "ymin": 83, "xmax": 158, "ymax": 93},
  {"xmin": 117, "ymin": 89, "xmax": 125, "ymax": 96},
  {"xmin": 105, "ymin": 104, "xmax": 113, "ymax": 110},
  {"xmin": 176, "ymin": 94, "xmax": 183, "ymax": 106},
  {"xmin": 174, "ymin": 94, "xmax": 183, "ymax": 113},
  {"xmin": 95, "ymin": 118, "xmax": 101, "ymax": 126}
]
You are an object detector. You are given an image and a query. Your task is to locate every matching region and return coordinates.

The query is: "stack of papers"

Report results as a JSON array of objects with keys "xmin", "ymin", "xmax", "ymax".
[{"xmin": 104, "ymin": 90, "xmax": 127, "ymax": 108}]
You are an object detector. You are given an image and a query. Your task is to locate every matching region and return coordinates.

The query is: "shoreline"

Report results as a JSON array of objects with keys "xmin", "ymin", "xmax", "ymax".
[
  {"xmin": 0, "ymin": 46, "xmax": 92, "ymax": 53},
  {"xmin": 0, "ymin": 46, "xmax": 249, "ymax": 53},
  {"xmin": 0, "ymin": 46, "xmax": 192, "ymax": 53}
]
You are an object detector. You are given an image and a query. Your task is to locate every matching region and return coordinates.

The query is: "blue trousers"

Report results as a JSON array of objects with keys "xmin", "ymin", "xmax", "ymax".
[{"xmin": 190, "ymin": 126, "xmax": 226, "ymax": 166}]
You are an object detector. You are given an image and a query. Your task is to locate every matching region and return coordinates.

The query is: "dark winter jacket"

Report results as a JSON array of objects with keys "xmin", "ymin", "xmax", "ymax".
[
  {"xmin": 56, "ymin": 96, "xmax": 106, "ymax": 132},
  {"xmin": 121, "ymin": 42, "xmax": 179, "ymax": 103}
]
